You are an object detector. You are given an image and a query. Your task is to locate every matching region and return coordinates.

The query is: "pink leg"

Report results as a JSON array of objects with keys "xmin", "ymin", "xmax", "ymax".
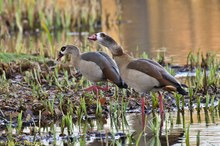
[
  {"xmin": 84, "ymin": 85, "xmax": 99, "ymax": 97},
  {"xmin": 96, "ymin": 83, "xmax": 109, "ymax": 91},
  {"xmin": 141, "ymin": 96, "xmax": 145, "ymax": 128},
  {"xmin": 84, "ymin": 83, "xmax": 109, "ymax": 97},
  {"xmin": 158, "ymin": 92, "xmax": 165, "ymax": 128}
]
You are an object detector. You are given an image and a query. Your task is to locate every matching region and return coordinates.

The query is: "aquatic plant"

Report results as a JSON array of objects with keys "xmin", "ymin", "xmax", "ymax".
[
  {"xmin": 205, "ymin": 94, "xmax": 210, "ymax": 110},
  {"xmin": 17, "ymin": 111, "xmax": 23, "ymax": 134},
  {"xmin": 121, "ymin": 96, "xmax": 129, "ymax": 131},
  {"xmin": 80, "ymin": 97, "xmax": 87, "ymax": 117},
  {"xmin": 185, "ymin": 124, "xmax": 190, "ymax": 146},
  {"xmin": 204, "ymin": 106, "xmax": 210, "ymax": 125},
  {"xmin": 0, "ymin": 0, "xmax": 101, "ymax": 35},
  {"xmin": 174, "ymin": 93, "xmax": 181, "ymax": 124},
  {"xmin": 111, "ymin": 101, "xmax": 121, "ymax": 131},
  {"xmin": 95, "ymin": 99, "xmax": 103, "ymax": 116},
  {"xmin": 189, "ymin": 88, "xmax": 194, "ymax": 123},
  {"xmin": 38, "ymin": 110, "xmax": 42, "ymax": 134},
  {"xmin": 0, "ymin": 71, "xmax": 10, "ymax": 93},
  {"xmin": 109, "ymin": 96, "xmax": 129, "ymax": 132},
  {"xmin": 210, "ymin": 95, "xmax": 216, "ymax": 123},
  {"xmin": 148, "ymin": 114, "xmax": 161, "ymax": 136},
  {"xmin": 165, "ymin": 65, "xmax": 176, "ymax": 76},
  {"xmin": 187, "ymin": 51, "xmax": 201, "ymax": 69},
  {"xmin": 151, "ymin": 92, "xmax": 158, "ymax": 111},
  {"xmin": 64, "ymin": 70, "xmax": 71, "ymax": 87},
  {"xmin": 67, "ymin": 115, "xmax": 74, "ymax": 136},
  {"xmin": 181, "ymin": 95, "xmax": 185, "ymax": 129},
  {"xmin": 165, "ymin": 116, "xmax": 169, "ymax": 146},
  {"xmin": 7, "ymin": 115, "xmax": 14, "ymax": 145},
  {"xmin": 218, "ymin": 100, "xmax": 220, "ymax": 116},
  {"xmin": 174, "ymin": 93, "xmax": 181, "ymax": 111},
  {"xmin": 61, "ymin": 115, "xmax": 66, "ymax": 136},
  {"xmin": 196, "ymin": 96, "xmax": 201, "ymax": 113},
  {"xmin": 140, "ymin": 51, "xmax": 149, "ymax": 59},
  {"xmin": 136, "ymin": 130, "xmax": 144, "ymax": 146},
  {"xmin": 196, "ymin": 131, "xmax": 200, "ymax": 146},
  {"xmin": 65, "ymin": 114, "xmax": 73, "ymax": 135},
  {"xmin": 47, "ymin": 98, "xmax": 55, "ymax": 116}
]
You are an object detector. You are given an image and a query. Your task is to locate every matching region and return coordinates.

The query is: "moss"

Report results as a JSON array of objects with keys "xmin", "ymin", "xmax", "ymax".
[{"xmin": 0, "ymin": 52, "xmax": 48, "ymax": 63}]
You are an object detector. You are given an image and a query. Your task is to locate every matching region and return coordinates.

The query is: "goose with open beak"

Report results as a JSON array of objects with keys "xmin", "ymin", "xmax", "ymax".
[
  {"xmin": 57, "ymin": 45, "xmax": 127, "ymax": 97},
  {"xmin": 88, "ymin": 32, "xmax": 187, "ymax": 128}
]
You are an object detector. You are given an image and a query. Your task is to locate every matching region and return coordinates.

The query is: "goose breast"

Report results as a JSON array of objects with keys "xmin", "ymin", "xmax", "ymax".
[
  {"xmin": 79, "ymin": 60, "xmax": 103, "ymax": 82},
  {"xmin": 122, "ymin": 68, "xmax": 160, "ymax": 92}
]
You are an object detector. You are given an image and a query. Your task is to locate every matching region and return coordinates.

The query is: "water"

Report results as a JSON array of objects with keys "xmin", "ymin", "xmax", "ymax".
[
  {"xmin": 1, "ymin": 1, "xmax": 220, "ymax": 64},
  {"xmin": 1, "ymin": 1, "xmax": 220, "ymax": 145},
  {"xmin": 102, "ymin": 0, "xmax": 220, "ymax": 64},
  {"xmin": 15, "ymin": 109, "xmax": 220, "ymax": 145}
]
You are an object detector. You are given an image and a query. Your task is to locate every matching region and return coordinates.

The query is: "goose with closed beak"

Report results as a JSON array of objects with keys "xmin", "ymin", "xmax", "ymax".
[
  {"xmin": 57, "ymin": 45, "xmax": 127, "ymax": 97},
  {"xmin": 88, "ymin": 32, "xmax": 187, "ymax": 128}
]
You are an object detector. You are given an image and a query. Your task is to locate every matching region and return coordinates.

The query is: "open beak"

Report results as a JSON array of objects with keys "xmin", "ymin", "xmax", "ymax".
[
  {"xmin": 88, "ymin": 34, "xmax": 97, "ymax": 41},
  {"xmin": 57, "ymin": 52, "xmax": 64, "ymax": 61}
]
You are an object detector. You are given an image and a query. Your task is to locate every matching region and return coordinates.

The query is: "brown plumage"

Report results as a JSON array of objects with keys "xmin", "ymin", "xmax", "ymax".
[
  {"xmin": 88, "ymin": 32, "xmax": 187, "ymax": 95},
  {"xmin": 88, "ymin": 32, "xmax": 187, "ymax": 129},
  {"xmin": 57, "ymin": 45, "xmax": 127, "ymax": 97}
]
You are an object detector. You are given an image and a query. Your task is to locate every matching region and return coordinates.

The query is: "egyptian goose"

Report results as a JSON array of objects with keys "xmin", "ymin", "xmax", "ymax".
[
  {"xmin": 57, "ymin": 45, "xmax": 127, "ymax": 97},
  {"xmin": 88, "ymin": 32, "xmax": 187, "ymax": 127}
]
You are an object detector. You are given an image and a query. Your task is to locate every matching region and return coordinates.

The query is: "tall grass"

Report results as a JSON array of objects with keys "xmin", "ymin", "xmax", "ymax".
[{"xmin": 0, "ymin": 0, "xmax": 101, "ymax": 35}]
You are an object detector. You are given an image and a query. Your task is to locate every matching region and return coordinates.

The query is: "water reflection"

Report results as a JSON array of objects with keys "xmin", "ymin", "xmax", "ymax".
[
  {"xmin": 1, "ymin": 1, "xmax": 220, "ymax": 64},
  {"xmin": 103, "ymin": 0, "xmax": 220, "ymax": 64},
  {"xmin": 5, "ymin": 109, "xmax": 219, "ymax": 145}
]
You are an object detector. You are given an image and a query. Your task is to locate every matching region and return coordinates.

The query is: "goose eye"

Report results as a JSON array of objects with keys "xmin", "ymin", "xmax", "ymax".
[
  {"xmin": 100, "ymin": 33, "xmax": 106, "ymax": 38},
  {"xmin": 61, "ymin": 47, "xmax": 66, "ymax": 52}
]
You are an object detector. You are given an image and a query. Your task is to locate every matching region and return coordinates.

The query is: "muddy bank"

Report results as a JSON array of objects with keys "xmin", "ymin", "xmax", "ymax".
[{"xmin": 0, "ymin": 53, "xmax": 219, "ymax": 144}]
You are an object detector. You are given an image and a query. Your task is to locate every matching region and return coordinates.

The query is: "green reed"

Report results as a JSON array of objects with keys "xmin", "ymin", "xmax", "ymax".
[
  {"xmin": 0, "ymin": 0, "xmax": 101, "ymax": 34},
  {"xmin": 196, "ymin": 96, "xmax": 201, "ymax": 114},
  {"xmin": 185, "ymin": 124, "xmax": 190, "ymax": 146},
  {"xmin": 189, "ymin": 88, "xmax": 194, "ymax": 123},
  {"xmin": 148, "ymin": 114, "xmax": 161, "ymax": 136},
  {"xmin": 151, "ymin": 92, "xmax": 158, "ymax": 111},
  {"xmin": 204, "ymin": 107, "xmax": 210, "ymax": 125},
  {"xmin": 47, "ymin": 98, "xmax": 55, "ymax": 116},
  {"xmin": 17, "ymin": 111, "xmax": 23, "ymax": 134},
  {"xmin": 181, "ymin": 95, "xmax": 185, "ymax": 129},
  {"xmin": 218, "ymin": 100, "xmax": 220, "ymax": 116},
  {"xmin": 7, "ymin": 114, "xmax": 14, "ymax": 145},
  {"xmin": 95, "ymin": 99, "xmax": 103, "ymax": 117},
  {"xmin": 121, "ymin": 95, "xmax": 129, "ymax": 131},
  {"xmin": 174, "ymin": 93, "xmax": 181, "ymax": 124},
  {"xmin": 196, "ymin": 131, "xmax": 200, "ymax": 146}
]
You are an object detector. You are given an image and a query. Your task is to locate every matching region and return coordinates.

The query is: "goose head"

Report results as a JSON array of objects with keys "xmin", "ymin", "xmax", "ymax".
[
  {"xmin": 88, "ymin": 32, "xmax": 123, "ymax": 56},
  {"xmin": 57, "ymin": 45, "xmax": 80, "ymax": 61}
]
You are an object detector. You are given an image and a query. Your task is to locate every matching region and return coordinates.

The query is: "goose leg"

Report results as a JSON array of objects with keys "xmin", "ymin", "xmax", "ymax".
[
  {"xmin": 158, "ymin": 92, "xmax": 165, "ymax": 129},
  {"xmin": 141, "ymin": 93, "xmax": 145, "ymax": 129},
  {"xmin": 84, "ymin": 84, "xmax": 99, "ymax": 97},
  {"xmin": 84, "ymin": 83, "xmax": 109, "ymax": 97}
]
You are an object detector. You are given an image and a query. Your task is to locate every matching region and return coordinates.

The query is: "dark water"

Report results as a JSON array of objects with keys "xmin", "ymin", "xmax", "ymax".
[
  {"xmin": 1, "ymin": 1, "xmax": 220, "ymax": 65},
  {"xmin": 102, "ymin": 0, "xmax": 220, "ymax": 64},
  {"xmin": 36, "ymin": 110, "xmax": 219, "ymax": 145}
]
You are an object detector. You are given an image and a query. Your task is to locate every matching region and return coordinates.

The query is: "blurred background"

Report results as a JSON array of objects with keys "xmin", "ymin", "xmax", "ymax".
[{"xmin": 0, "ymin": 0, "xmax": 220, "ymax": 64}]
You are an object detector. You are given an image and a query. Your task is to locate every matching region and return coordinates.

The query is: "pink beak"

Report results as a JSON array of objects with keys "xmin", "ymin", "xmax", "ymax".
[{"xmin": 88, "ymin": 34, "xmax": 97, "ymax": 41}]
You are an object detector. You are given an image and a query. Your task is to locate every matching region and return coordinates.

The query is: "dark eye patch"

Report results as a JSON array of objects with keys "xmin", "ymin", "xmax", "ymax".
[
  {"xmin": 100, "ymin": 33, "xmax": 106, "ymax": 37},
  {"xmin": 61, "ymin": 46, "xmax": 66, "ymax": 52}
]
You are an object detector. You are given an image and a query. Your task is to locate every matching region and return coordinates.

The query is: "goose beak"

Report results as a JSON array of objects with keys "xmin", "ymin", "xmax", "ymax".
[
  {"xmin": 57, "ymin": 52, "xmax": 64, "ymax": 61},
  {"xmin": 88, "ymin": 34, "xmax": 97, "ymax": 41}
]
